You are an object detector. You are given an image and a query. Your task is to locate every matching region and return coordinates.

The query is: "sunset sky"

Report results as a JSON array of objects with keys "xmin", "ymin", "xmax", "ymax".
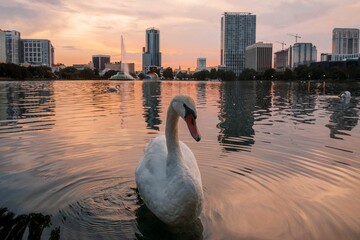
[{"xmin": 1, "ymin": 0, "xmax": 359, "ymax": 70}]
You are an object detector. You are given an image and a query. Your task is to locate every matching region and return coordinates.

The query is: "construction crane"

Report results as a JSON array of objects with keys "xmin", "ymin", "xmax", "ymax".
[
  {"xmin": 288, "ymin": 33, "xmax": 301, "ymax": 43},
  {"xmin": 276, "ymin": 41, "xmax": 287, "ymax": 50}
]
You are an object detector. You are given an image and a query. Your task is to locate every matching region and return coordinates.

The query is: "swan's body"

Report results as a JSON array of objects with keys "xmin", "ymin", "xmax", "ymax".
[
  {"xmin": 106, "ymin": 85, "xmax": 120, "ymax": 92},
  {"xmin": 135, "ymin": 95, "xmax": 203, "ymax": 226},
  {"xmin": 339, "ymin": 91, "xmax": 351, "ymax": 99}
]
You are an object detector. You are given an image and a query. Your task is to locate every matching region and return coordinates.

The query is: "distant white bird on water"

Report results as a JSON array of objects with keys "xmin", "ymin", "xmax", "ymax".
[
  {"xmin": 106, "ymin": 85, "xmax": 120, "ymax": 93},
  {"xmin": 339, "ymin": 91, "xmax": 351, "ymax": 99},
  {"xmin": 135, "ymin": 95, "xmax": 203, "ymax": 226}
]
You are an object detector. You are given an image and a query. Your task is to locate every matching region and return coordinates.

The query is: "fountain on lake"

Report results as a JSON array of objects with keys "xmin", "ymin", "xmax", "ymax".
[{"xmin": 109, "ymin": 35, "xmax": 135, "ymax": 80}]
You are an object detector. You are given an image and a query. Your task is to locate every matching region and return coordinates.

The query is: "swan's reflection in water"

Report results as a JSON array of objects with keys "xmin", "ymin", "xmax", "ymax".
[{"xmin": 135, "ymin": 204, "xmax": 203, "ymax": 240}]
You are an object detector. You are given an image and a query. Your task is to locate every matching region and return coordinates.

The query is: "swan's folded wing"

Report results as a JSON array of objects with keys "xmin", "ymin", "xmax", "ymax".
[
  {"xmin": 136, "ymin": 135, "xmax": 167, "ymax": 179},
  {"xmin": 179, "ymin": 141, "xmax": 202, "ymax": 184}
]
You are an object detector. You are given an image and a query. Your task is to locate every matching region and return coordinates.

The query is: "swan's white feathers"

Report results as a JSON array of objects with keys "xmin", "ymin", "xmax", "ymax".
[
  {"xmin": 135, "ymin": 95, "xmax": 203, "ymax": 226},
  {"xmin": 135, "ymin": 135, "xmax": 203, "ymax": 225}
]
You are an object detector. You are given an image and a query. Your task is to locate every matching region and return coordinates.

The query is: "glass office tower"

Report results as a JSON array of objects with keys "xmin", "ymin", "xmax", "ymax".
[{"xmin": 221, "ymin": 12, "xmax": 256, "ymax": 76}]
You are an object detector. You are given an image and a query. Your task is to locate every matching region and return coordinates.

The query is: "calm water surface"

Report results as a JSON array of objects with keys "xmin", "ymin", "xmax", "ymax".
[{"xmin": 0, "ymin": 80, "xmax": 359, "ymax": 239}]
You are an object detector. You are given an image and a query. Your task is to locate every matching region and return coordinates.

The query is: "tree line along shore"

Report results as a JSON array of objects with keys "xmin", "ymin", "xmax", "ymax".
[{"xmin": 1, "ymin": 63, "xmax": 360, "ymax": 81}]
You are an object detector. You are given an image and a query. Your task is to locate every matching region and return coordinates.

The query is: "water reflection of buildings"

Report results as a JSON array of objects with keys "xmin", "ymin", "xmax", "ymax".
[
  {"xmin": 270, "ymin": 81, "xmax": 359, "ymax": 139},
  {"xmin": 196, "ymin": 82, "xmax": 207, "ymax": 106},
  {"xmin": 142, "ymin": 81, "xmax": 162, "ymax": 131},
  {"xmin": 0, "ymin": 82, "xmax": 55, "ymax": 132},
  {"xmin": 289, "ymin": 82, "xmax": 317, "ymax": 125},
  {"xmin": 254, "ymin": 81, "xmax": 272, "ymax": 116},
  {"xmin": 270, "ymin": 81, "xmax": 319, "ymax": 125},
  {"xmin": 217, "ymin": 81, "xmax": 256, "ymax": 152}
]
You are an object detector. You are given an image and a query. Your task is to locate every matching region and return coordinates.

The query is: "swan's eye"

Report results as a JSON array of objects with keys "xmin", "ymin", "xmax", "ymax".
[{"xmin": 184, "ymin": 103, "xmax": 197, "ymax": 119}]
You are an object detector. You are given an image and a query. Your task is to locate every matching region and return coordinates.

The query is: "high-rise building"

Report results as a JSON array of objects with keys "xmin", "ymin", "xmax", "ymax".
[
  {"xmin": 92, "ymin": 55, "xmax": 110, "ymax": 71},
  {"xmin": 274, "ymin": 49, "xmax": 289, "ymax": 71},
  {"xmin": 196, "ymin": 58, "xmax": 206, "ymax": 71},
  {"xmin": 289, "ymin": 43, "xmax": 317, "ymax": 68},
  {"xmin": 142, "ymin": 28, "xmax": 161, "ymax": 71},
  {"xmin": 20, "ymin": 39, "xmax": 54, "ymax": 66},
  {"xmin": 221, "ymin": 12, "xmax": 256, "ymax": 76},
  {"xmin": 245, "ymin": 42, "xmax": 272, "ymax": 73},
  {"xmin": 332, "ymin": 28, "xmax": 359, "ymax": 54},
  {"xmin": 5, "ymin": 30, "xmax": 21, "ymax": 64},
  {"xmin": 0, "ymin": 30, "xmax": 6, "ymax": 63}
]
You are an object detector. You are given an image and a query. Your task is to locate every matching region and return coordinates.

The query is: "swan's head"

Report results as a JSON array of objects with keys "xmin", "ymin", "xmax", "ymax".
[
  {"xmin": 339, "ymin": 91, "xmax": 351, "ymax": 98},
  {"xmin": 171, "ymin": 95, "xmax": 201, "ymax": 142}
]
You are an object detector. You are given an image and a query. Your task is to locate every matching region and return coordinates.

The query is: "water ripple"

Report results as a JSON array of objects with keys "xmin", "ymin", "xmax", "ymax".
[{"xmin": 0, "ymin": 80, "xmax": 359, "ymax": 239}]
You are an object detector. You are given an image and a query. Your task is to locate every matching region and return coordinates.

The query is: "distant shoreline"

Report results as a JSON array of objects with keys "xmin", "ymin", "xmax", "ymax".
[
  {"xmin": 0, "ymin": 78, "xmax": 360, "ymax": 83},
  {"xmin": 0, "ymin": 77, "xmax": 359, "ymax": 82}
]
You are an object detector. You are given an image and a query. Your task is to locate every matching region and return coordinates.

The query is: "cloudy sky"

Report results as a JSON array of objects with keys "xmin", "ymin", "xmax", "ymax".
[{"xmin": 1, "ymin": 0, "xmax": 359, "ymax": 70}]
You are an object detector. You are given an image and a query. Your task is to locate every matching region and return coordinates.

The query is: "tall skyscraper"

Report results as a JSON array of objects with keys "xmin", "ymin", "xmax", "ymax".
[
  {"xmin": 196, "ymin": 57, "xmax": 206, "ymax": 71},
  {"xmin": 332, "ymin": 28, "xmax": 359, "ymax": 54},
  {"xmin": 92, "ymin": 55, "xmax": 110, "ymax": 71},
  {"xmin": 142, "ymin": 28, "xmax": 162, "ymax": 71},
  {"xmin": 221, "ymin": 12, "xmax": 256, "ymax": 76},
  {"xmin": 289, "ymin": 43, "xmax": 317, "ymax": 68},
  {"xmin": 274, "ymin": 49, "xmax": 290, "ymax": 71},
  {"xmin": 0, "ymin": 30, "xmax": 6, "ymax": 63},
  {"xmin": 21, "ymin": 39, "xmax": 54, "ymax": 66},
  {"xmin": 245, "ymin": 42, "xmax": 272, "ymax": 73},
  {"xmin": 5, "ymin": 30, "xmax": 21, "ymax": 64}
]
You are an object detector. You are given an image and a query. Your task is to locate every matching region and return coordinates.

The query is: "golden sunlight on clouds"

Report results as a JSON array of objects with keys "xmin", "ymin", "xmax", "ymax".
[{"xmin": 1, "ymin": 0, "xmax": 359, "ymax": 70}]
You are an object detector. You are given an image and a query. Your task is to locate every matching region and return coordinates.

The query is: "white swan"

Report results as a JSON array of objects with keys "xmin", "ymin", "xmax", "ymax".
[
  {"xmin": 135, "ymin": 95, "xmax": 203, "ymax": 226},
  {"xmin": 339, "ymin": 91, "xmax": 351, "ymax": 99}
]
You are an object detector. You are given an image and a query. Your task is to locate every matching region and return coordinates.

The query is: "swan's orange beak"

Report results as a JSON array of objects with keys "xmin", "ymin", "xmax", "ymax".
[{"xmin": 185, "ymin": 114, "xmax": 201, "ymax": 142}]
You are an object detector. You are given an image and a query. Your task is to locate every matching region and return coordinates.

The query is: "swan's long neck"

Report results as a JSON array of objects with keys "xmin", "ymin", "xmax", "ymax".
[{"xmin": 165, "ymin": 104, "xmax": 182, "ymax": 160}]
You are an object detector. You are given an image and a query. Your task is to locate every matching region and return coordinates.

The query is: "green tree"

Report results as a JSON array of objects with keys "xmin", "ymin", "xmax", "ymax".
[
  {"xmin": 239, "ymin": 68, "xmax": 257, "ymax": 80},
  {"xmin": 80, "ymin": 68, "xmax": 95, "ymax": 79},
  {"xmin": 209, "ymin": 68, "xmax": 217, "ymax": 79},
  {"xmin": 308, "ymin": 65, "xmax": 326, "ymax": 80},
  {"xmin": 130, "ymin": 72, "xmax": 137, "ymax": 79},
  {"xmin": 60, "ymin": 67, "xmax": 80, "ymax": 79},
  {"xmin": 294, "ymin": 65, "xmax": 310, "ymax": 80},
  {"xmin": 283, "ymin": 68, "xmax": 295, "ymax": 80},
  {"xmin": 9, "ymin": 64, "xmax": 30, "ymax": 79},
  {"xmin": 193, "ymin": 70, "xmax": 209, "ymax": 80},
  {"xmin": 329, "ymin": 66, "xmax": 347, "ymax": 80},
  {"xmin": 28, "ymin": 66, "xmax": 54, "ymax": 79},
  {"xmin": 346, "ymin": 65, "xmax": 360, "ymax": 79},
  {"xmin": 138, "ymin": 72, "xmax": 145, "ymax": 80},
  {"xmin": 177, "ymin": 71, "xmax": 192, "ymax": 80},
  {"xmin": 162, "ymin": 67, "xmax": 174, "ymax": 79},
  {"xmin": 222, "ymin": 71, "xmax": 236, "ymax": 81},
  {"xmin": 263, "ymin": 68, "xmax": 276, "ymax": 80}
]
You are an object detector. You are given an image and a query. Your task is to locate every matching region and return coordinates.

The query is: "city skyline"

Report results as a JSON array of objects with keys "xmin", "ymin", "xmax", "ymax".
[{"xmin": 1, "ymin": 0, "xmax": 359, "ymax": 70}]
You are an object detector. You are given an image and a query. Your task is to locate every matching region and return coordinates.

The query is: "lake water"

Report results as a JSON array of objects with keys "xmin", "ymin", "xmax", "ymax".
[{"xmin": 0, "ymin": 80, "xmax": 359, "ymax": 240}]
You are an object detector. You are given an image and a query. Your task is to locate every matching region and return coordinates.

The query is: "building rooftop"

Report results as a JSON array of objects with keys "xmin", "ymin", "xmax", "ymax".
[{"xmin": 224, "ymin": 12, "xmax": 253, "ymax": 15}]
